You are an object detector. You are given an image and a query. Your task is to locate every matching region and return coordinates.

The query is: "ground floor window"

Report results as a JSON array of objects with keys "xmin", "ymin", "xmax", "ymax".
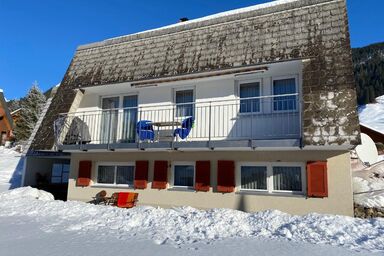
[
  {"xmin": 96, "ymin": 163, "xmax": 134, "ymax": 186},
  {"xmin": 172, "ymin": 162, "xmax": 195, "ymax": 188},
  {"xmin": 238, "ymin": 162, "xmax": 305, "ymax": 194},
  {"xmin": 51, "ymin": 163, "xmax": 70, "ymax": 184}
]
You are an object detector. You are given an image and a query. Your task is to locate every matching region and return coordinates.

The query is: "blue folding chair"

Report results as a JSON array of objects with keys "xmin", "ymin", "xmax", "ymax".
[
  {"xmin": 174, "ymin": 117, "xmax": 195, "ymax": 140},
  {"xmin": 136, "ymin": 120, "xmax": 155, "ymax": 141}
]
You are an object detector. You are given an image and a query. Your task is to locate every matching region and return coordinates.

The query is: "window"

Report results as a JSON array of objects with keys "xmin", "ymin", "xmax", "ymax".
[
  {"xmin": 51, "ymin": 163, "xmax": 70, "ymax": 184},
  {"xmin": 175, "ymin": 89, "xmax": 194, "ymax": 117},
  {"xmin": 173, "ymin": 163, "xmax": 195, "ymax": 188},
  {"xmin": 273, "ymin": 166, "xmax": 302, "ymax": 192},
  {"xmin": 241, "ymin": 166, "xmax": 267, "ymax": 190},
  {"xmin": 238, "ymin": 163, "xmax": 304, "ymax": 194},
  {"xmin": 239, "ymin": 82, "xmax": 260, "ymax": 113},
  {"xmin": 273, "ymin": 78, "xmax": 297, "ymax": 111},
  {"xmin": 96, "ymin": 163, "xmax": 134, "ymax": 186}
]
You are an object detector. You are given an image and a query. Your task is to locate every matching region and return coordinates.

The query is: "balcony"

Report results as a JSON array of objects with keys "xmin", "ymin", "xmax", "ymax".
[{"xmin": 54, "ymin": 94, "xmax": 302, "ymax": 151}]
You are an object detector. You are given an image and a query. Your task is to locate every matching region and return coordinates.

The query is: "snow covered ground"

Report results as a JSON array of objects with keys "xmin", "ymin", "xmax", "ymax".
[
  {"xmin": 0, "ymin": 187, "xmax": 383, "ymax": 256},
  {"xmin": 0, "ymin": 146, "xmax": 23, "ymax": 192}
]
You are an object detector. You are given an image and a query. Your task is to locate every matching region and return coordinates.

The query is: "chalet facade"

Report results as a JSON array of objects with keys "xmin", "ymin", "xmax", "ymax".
[
  {"xmin": 25, "ymin": 0, "xmax": 360, "ymax": 216},
  {"xmin": 0, "ymin": 90, "xmax": 14, "ymax": 145}
]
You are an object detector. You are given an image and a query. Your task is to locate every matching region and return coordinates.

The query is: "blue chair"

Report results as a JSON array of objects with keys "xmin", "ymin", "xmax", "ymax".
[
  {"xmin": 174, "ymin": 117, "xmax": 195, "ymax": 140},
  {"xmin": 136, "ymin": 120, "xmax": 154, "ymax": 141}
]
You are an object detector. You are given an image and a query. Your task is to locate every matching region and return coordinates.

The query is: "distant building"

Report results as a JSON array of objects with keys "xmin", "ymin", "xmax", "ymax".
[
  {"xmin": 360, "ymin": 123, "xmax": 384, "ymax": 144},
  {"xmin": 0, "ymin": 90, "xmax": 14, "ymax": 145}
]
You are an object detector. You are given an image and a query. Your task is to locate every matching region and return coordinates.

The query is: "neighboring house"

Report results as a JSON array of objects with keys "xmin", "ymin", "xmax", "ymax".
[
  {"xmin": 25, "ymin": 0, "xmax": 360, "ymax": 216},
  {"xmin": 10, "ymin": 108, "xmax": 22, "ymax": 126},
  {"xmin": 360, "ymin": 123, "xmax": 384, "ymax": 144},
  {"xmin": 0, "ymin": 90, "xmax": 14, "ymax": 145}
]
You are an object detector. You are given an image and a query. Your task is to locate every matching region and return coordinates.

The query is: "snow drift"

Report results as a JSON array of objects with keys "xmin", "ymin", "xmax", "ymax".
[{"xmin": 0, "ymin": 187, "xmax": 383, "ymax": 253}]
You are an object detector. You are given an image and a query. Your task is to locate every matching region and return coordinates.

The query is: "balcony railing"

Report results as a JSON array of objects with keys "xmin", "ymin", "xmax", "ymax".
[{"xmin": 54, "ymin": 94, "xmax": 301, "ymax": 150}]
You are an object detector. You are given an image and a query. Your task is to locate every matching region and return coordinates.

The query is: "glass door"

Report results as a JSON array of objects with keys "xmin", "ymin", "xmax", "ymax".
[
  {"xmin": 100, "ymin": 97, "xmax": 119, "ymax": 144},
  {"xmin": 121, "ymin": 95, "xmax": 138, "ymax": 143}
]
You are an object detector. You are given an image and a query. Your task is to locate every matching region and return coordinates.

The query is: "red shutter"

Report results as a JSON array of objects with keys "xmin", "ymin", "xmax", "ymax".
[
  {"xmin": 134, "ymin": 161, "xmax": 149, "ymax": 189},
  {"xmin": 217, "ymin": 160, "xmax": 235, "ymax": 193},
  {"xmin": 77, "ymin": 160, "xmax": 92, "ymax": 186},
  {"xmin": 307, "ymin": 161, "xmax": 328, "ymax": 197},
  {"xmin": 195, "ymin": 161, "xmax": 210, "ymax": 192},
  {"xmin": 152, "ymin": 161, "xmax": 168, "ymax": 189}
]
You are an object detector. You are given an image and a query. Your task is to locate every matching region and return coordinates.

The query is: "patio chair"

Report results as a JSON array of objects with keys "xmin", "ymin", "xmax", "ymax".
[
  {"xmin": 108, "ymin": 192, "xmax": 139, "ymax": 208},
  {"xmin": 174, "ymin": 116, "xmax": 195, "ymax": 139},
  {"xmin": 136, "ymin": 120, "xmax": 155, "ymax": 141}
]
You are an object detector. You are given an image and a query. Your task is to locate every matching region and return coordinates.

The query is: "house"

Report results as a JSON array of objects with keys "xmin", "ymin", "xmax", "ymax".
[
  {"xmin": 25, "ymin": 0, "xmax": 360, "ymax": 216},
  {"xmin": 0, "ymin": 90, "xmax": 14, "ymax": 145},
  {"xmin": 360, "ymin": 123, "xmax": 384, "ymax": 144}
]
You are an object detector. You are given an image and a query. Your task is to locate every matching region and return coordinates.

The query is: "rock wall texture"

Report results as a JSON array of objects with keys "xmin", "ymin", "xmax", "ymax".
[{"xmin": 31, "ymin": 0, "xmax": 360, "ymax": 150}]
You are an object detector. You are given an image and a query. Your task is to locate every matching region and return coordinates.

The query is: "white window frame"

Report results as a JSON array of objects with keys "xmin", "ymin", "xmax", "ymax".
[
  {"xmin": 237, "ymin": 78, "xmax": 263, "ymax": 115},
  {"xmin": 170, "ymin": 161, "xmax": 196, "ymax": 190},
  {"xmin": 173, "ymin": 86, "xmax": 196, "ymax": 119},
  {"xmin": 271, "ymin": 75, "xmax": 299, "ymax": 113},
  {"xmin": 236, "ymin": 162, "xmax": 306, "ymax": 195},
  {"xmin": 94, "ymin": 162, "xmax": 135, "ymax": 187}
]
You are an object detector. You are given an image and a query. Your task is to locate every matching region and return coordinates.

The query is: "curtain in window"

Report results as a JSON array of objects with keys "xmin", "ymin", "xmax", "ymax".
[
  {"xmin": 100, "ymin": 97, "xmax": 119, "ymax": 144},
  {"xmin": 273, "ymin": 78, "xmax": 296, "ymax": 111},
  {"xmin": 176, "ymin": 90, "xmax": 194, "ymax": 117},
  {"xmin": 174, "ymin": 165, "xmax": 194, "ymax": 187},
  {"xmin": 241, "ymin": 166, "xmax": 267, "ymax": 190},
  {"xmin": 273, "ymin": 166, "xmax": 302, "ymax": 191},
  {"xmin": 116, "ymin": 166, "xmax": 134, "ymax": 185},
  {"xmin": 97, "ymin": 166, "xmax": 115, "ymax": 184},
  {"xmin": 240, "ymin": 82, "xmax": 260, "ymax": 113},
  {"xmin": 121, "ymin": 96, "xmax": 138, "ymax": 143}
]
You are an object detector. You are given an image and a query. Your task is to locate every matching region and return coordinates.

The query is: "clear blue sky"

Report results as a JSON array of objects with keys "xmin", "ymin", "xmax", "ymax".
[{"xmin": 0, "ymin": 0, "xmax": 382, "ymax": 100}]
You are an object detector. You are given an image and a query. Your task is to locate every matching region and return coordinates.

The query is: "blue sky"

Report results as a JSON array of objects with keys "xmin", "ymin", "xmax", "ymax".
[{"xmin": 0, "ymin": 0, "xmax": 383, "ymax": 100}]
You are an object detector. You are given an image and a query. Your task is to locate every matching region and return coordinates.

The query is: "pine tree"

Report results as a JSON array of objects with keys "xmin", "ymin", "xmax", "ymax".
[{"xmin": 13, "ymin": 83, "xmax": 47, "ymax": 142}]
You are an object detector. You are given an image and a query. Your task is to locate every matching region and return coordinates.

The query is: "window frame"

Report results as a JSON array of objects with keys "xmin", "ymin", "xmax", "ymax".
[
  {"xmin": 170, "ymin": 161, "xmax": 196, "ymax": 190},
  {"xmin": 236, "ymin": 162, "xmax": 306, "ymax": 195},
  {"xmin": 94, "ymin": 162, "xmax": 135, "ymax": 187},
  {"xmin": 271, "ymin": 75, "xmax": 299, "ymax": 113},
  {"xmin": 173, "ymin": 87, "xmax": 196, "ymax": 118},
  {"xmin": 237, "ymin": 78, "xmax": 262, "ymax": 115}
]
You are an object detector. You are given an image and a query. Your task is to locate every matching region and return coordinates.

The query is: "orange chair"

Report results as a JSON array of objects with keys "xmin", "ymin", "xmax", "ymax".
[{"xmin": 108, "ymin": 192, "xmax": 138, "ymax": 208}]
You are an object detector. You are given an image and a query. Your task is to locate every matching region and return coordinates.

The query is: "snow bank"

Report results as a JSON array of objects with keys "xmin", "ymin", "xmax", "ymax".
[
  {"xmin": 0, "ymin": 186, "xmax": 54, "ymax": 201},
  {"xmin": 0, "ymin": 187, "xmax": 383, "ymax": 253},
  {"xmin": 0, "ymin": 146, "xmax": 23, "ymax": 191}
]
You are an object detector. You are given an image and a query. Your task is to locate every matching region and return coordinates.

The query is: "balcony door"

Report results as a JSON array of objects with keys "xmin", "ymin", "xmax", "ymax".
[
  {"xmin": 100, "ymin": 97, "xmax": 119, "ymax": 144},
  {"xmin": 121, "ymin": 95, "xmax": 138, "ymax": 143}
]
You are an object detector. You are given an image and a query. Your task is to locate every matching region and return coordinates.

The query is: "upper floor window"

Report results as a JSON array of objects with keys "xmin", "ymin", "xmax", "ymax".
[
  {"xmin": 175, "ymin": 89, "xmax": 194, "ymax": 117},
  {"xmin": 239, "ymin": 81, "xmax": 260, "ymax": 113},
  {"xmin": 273, "ymin": 78, "xmax": 297, "ymax": 111},
  {"xmin": 96, "ymin": 163, "xmax": 135, "ymax": 186}
]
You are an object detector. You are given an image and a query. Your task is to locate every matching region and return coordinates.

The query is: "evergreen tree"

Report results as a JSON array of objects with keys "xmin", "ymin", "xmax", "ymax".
[{"xmin": 13, "ymin": 83, "xmax": 47, "ymax": 142}]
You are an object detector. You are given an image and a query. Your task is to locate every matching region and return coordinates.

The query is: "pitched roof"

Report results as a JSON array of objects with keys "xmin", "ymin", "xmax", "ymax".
[
  {"xmin": 0, "ymin": 91, "xmax": 14, "ymax": 129},
  {"xmin": 31, "ymin": 0, "xmax": 361, "ymax": 150}
]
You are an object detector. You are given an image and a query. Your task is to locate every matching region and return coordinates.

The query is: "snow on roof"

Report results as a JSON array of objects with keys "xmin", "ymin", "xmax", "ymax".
[
  {"xmin": 359, "ymin": 95, "xmax": 384, "ymax": 135},
  {"xmin": 104, "ymin": 0, "xmax": 300, "ymax": 43}
]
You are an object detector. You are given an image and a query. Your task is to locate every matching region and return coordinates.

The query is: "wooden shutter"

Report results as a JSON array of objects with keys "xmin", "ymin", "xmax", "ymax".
[
  {"xmin": 307, "ymin": 161, "xmax": 328, "ymax": 197},
  {"xmin": 152, "ymin": 161, "xmax": 168, "ymax": 189},
  {"xmin": 77, "ymin": 160, "xmax": 92, "ymax": 186},
  {"xmin": 217, "ymin": 160, "xmax": 235, "ymax": 193},
  {"xmin": 134, "ymin": 161, "xmax": 149, "ymax": 189},
  {"xmin": 195, "ymin": 161, "xmax": 210, "ymax": 192}
]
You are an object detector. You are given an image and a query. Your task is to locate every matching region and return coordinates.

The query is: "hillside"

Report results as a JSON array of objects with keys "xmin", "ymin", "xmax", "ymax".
[{"xmin": 352, "ymin": 42, "xmax": 384, "ymax": 105}]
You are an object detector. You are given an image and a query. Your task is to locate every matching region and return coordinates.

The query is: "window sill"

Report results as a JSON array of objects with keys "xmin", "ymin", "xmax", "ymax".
[
  {"xmin": 91, "ymin": 184, "xmax": 135, "ymax": 189},
  {"xmin": 168, "ymin": 187, "xmax": 196, "ymax": 192},
  {"xmin": 236, "ymin": 190, "xmax": 306, "ymax": 198}
]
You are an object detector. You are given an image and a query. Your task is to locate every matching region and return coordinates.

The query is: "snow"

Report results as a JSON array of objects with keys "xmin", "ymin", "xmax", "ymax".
[
  {"xmin": 0, "ymin": 187, "xmax": 383, "ymax": 255},
  {"xmin": 0, "ymin": 146, "xmax": 23, "ymax": 192},
  {"xmin": 359, "ymin": 95, "xmax": 384, "ymax": 134},
  {"xmin": 107, "ymin": 0, "xmax": 300, "ymax": 42},
  {"xmin": 353, "ymin": 161, "xmax": 384, "ymax": 209}
]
